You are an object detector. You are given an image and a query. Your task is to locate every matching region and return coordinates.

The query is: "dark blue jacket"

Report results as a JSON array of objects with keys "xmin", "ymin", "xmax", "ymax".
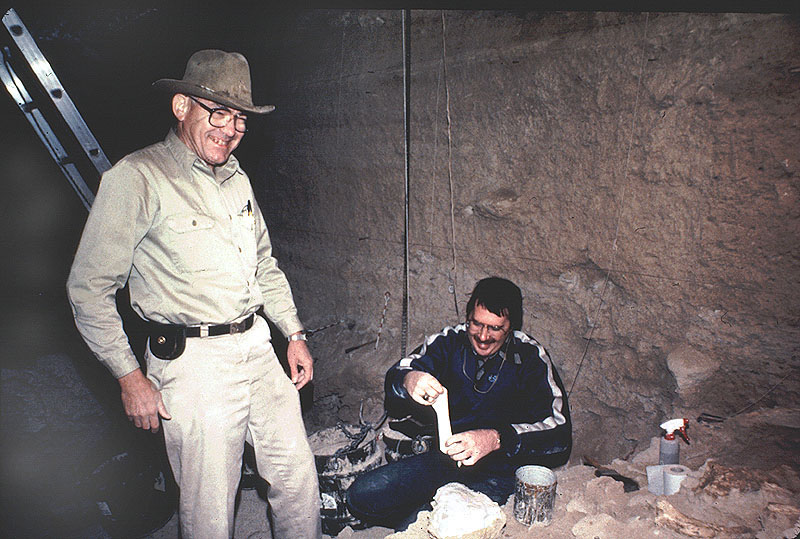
[{"xmin": 385, "ymin": 324, "xmax": 571, "ymax": 475}]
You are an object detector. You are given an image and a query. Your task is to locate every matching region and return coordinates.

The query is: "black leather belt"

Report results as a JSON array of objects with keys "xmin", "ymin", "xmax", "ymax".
[{"xmin": 185, "ymin": 314, "xmax": 255, "ymax": 337}]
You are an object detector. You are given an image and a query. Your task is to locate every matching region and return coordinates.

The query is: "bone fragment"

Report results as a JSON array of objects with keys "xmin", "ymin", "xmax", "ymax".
[
  {"xmin": 654, "ymin": 499, "xmax": 753, "ymax": 537},
  {"xmin": 431, "ymin": 388, "xmax": 453, "ymax": 453}
]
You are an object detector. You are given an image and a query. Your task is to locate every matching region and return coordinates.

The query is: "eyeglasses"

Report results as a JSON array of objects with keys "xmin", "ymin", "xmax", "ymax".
[
  {"xmin": 466, "ymin": 319, "xmax": 508, "ymax": 337},
  {"xmin": 188, "ymin": 95, "xmax": 248, "ymax": 133}
]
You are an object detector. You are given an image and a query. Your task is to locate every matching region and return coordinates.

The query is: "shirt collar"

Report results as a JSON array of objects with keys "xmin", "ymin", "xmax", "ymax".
[
  {"xmin": 164, "ymin": 129, "xmax": 242, "ymax": 184},
  {"xmin": 465, "ymin": 332, "xmax": 523, "ymax": 365}
]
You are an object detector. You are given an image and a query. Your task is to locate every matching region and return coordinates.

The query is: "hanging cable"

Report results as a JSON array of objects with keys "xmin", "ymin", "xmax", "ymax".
[
  {"xmin": 568, "ymin": 13, "xmax": 650, "ymax": 397},
  {"xmin": 401, "ymin": 9, "xmax": 411, "ymax": 357},
  {"xmin": 441, "ymin": 11, "xmax": 459, "ymax": 319}
]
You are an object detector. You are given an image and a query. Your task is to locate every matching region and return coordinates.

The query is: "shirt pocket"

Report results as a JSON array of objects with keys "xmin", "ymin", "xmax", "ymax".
[
  {"xmin": 234, "ymin": 213, "xmax": 258, "ymax": 267},
  {"xmin": 165, "ymin": 213, "xmax": 220, "ymax": 272}
]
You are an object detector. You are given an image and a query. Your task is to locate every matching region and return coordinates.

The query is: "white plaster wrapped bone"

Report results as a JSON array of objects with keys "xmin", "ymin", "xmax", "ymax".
[{"xmin": 428, "ymin": 482, "xmax": 506, "ymax": 539}]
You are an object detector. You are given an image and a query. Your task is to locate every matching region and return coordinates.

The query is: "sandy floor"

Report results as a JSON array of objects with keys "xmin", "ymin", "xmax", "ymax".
[
  {"xmin": 3, "ymin": 354, "xmax": 798, "ymax": 538},
  {"xmin": 149, "ymin": 461, "xmax": 800, "ymax": 539},
  {"xmin": 146, "ymin": 413, "xmax": 800, "ymax": 539}
]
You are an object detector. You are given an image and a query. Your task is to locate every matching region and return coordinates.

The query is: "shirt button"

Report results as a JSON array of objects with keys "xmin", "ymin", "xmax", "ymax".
[
  {"xmin": 192, "ymin": 220, "xmax": 197, "ymax": 226},
  {"xmin": 238, "ymin": 247, "xmax": 242, "ymax": 253}
]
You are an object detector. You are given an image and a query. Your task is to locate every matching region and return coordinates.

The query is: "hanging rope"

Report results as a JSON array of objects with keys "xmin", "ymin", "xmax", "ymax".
[
  {"xmin": 428, "ymin": 24, "xmax": 444, "ymax": 254},
  {"xmin": 401, "ymin": 9, "xmax": 411, "ymax": 357},
  {"xmin": 568, "ymin": 13, "xmax": 650, "ymax": 397},
  {"xmin": 441, "ymin": 10, "xmax": 460, "ymax": 319}
]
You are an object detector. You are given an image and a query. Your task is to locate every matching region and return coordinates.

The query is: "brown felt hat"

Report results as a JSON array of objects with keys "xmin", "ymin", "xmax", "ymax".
[{"xmin": 153, "ymin": 49, "xmax": 274, "ymax": 114}]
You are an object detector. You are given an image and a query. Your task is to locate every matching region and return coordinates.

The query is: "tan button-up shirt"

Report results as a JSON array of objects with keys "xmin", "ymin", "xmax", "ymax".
[{"xmin": 67, "ymin": 130, "xmax": 303, "ymax": 378}]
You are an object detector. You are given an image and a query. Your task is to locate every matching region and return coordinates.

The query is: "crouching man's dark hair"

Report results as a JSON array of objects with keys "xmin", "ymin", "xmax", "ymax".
[{"xmin": 465, "ymin": 277, "xmax": 523, "ymax": 331}]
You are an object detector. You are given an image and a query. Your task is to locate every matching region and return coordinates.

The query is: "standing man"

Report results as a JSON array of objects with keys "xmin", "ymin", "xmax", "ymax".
[
  {"xmin": 346, "ymin": 277, "xmax": 571, "ymax": 530},
  {"xmin": 67, "ymin": 50, "xmax": 321, "ymax": 538}
]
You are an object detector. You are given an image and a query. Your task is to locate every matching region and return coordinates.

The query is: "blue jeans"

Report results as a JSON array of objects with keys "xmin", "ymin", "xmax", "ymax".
[{"xmin": 345, "ymin": 450, "xmax": 515, "ymax": 530}]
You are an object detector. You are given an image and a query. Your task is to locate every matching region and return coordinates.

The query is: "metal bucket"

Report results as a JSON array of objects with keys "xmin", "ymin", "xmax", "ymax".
[
  {"xmin": 309, "ymin": 424, "xmax": 384, "ymax": 536},
  {"xmin": 513, "ymin": 465, "xmax": 557, "ymax": 527}
]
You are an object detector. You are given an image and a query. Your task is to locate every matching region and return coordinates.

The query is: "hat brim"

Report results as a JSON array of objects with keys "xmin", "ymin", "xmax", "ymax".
[{"xmin": 153, "ymin": 79, "xmax": 275, "ymax": 115}]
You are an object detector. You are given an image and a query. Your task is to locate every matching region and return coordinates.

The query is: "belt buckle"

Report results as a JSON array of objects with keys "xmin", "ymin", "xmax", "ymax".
[{"xmin": 230, "ymin": 320, "xmax": 243, "ymax": 334}]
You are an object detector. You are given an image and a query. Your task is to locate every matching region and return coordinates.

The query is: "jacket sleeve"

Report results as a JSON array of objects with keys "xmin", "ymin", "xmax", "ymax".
[
  {"xmin": 494, "ymin": 340, "xmax": 572, "ymax": 466},
  {"xmin": 384, "ymin": 327, "xmax": 456, "ymax": 409}
]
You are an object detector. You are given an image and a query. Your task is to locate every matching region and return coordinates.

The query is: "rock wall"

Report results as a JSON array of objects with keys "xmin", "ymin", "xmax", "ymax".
[{"xmin": 253, "ymin": 11, "xmax": 800, "ymax": 462}]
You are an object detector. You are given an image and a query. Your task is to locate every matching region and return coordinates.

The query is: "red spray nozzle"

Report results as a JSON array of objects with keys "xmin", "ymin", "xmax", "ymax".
[{"xmin": 660, "ymin": 418, "xmax": 690, "ymax": 445}]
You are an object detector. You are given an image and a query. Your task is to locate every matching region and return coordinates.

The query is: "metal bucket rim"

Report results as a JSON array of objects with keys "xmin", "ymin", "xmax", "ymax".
[{"xmin": 515, "ymin": 465, "xmax": 556, "ymax": 486}]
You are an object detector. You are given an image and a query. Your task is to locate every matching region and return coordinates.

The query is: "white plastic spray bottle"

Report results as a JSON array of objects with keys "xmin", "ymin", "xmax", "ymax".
[{"xmin": 659, "ymin": 418, "xmax": 690, "ymax": 465}]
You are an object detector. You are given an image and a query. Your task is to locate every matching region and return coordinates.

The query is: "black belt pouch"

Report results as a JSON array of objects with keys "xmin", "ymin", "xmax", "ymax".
[{"xmin": 148, "ymin": 322, "xmax": 187, "ymax": 360}]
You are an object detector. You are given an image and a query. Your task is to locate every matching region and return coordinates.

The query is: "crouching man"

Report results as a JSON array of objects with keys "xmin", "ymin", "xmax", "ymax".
[{"xmin": 346, "ymin": 277, "xmax": 571, "ymax": 530}]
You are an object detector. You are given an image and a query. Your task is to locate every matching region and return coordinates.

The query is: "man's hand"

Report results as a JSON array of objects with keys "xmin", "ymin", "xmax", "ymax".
[
  {"xmin": 403, "ymin": 370, "xmax": 445, "ymax": 405},
  {"xmin": 444, "ymin": 429, "xmax": 501, "ymax": 466},
  {"xmin": 287, "ymin": 339, "xmax": 314, "ymax": 390},
  {"xmin": 118, "ymin": 368, "xmax": 170, "ymax": 433}
]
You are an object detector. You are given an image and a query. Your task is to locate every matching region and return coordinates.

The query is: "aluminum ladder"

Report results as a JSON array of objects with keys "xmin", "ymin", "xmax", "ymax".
[{"xmin": 1, "ymin": 7, "xmax": 110, "ymax": 211}]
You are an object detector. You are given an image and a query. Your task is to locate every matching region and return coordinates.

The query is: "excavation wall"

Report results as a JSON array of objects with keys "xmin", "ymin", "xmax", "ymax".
[{"xmin": 253, "ymin": 11, "xmax": 800, "ymax": 462}]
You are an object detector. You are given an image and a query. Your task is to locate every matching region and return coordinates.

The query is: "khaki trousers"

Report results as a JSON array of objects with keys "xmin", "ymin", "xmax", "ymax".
[{"xmin": 146, "ymin": 315, "xmax": 321, "ymax": 539}]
